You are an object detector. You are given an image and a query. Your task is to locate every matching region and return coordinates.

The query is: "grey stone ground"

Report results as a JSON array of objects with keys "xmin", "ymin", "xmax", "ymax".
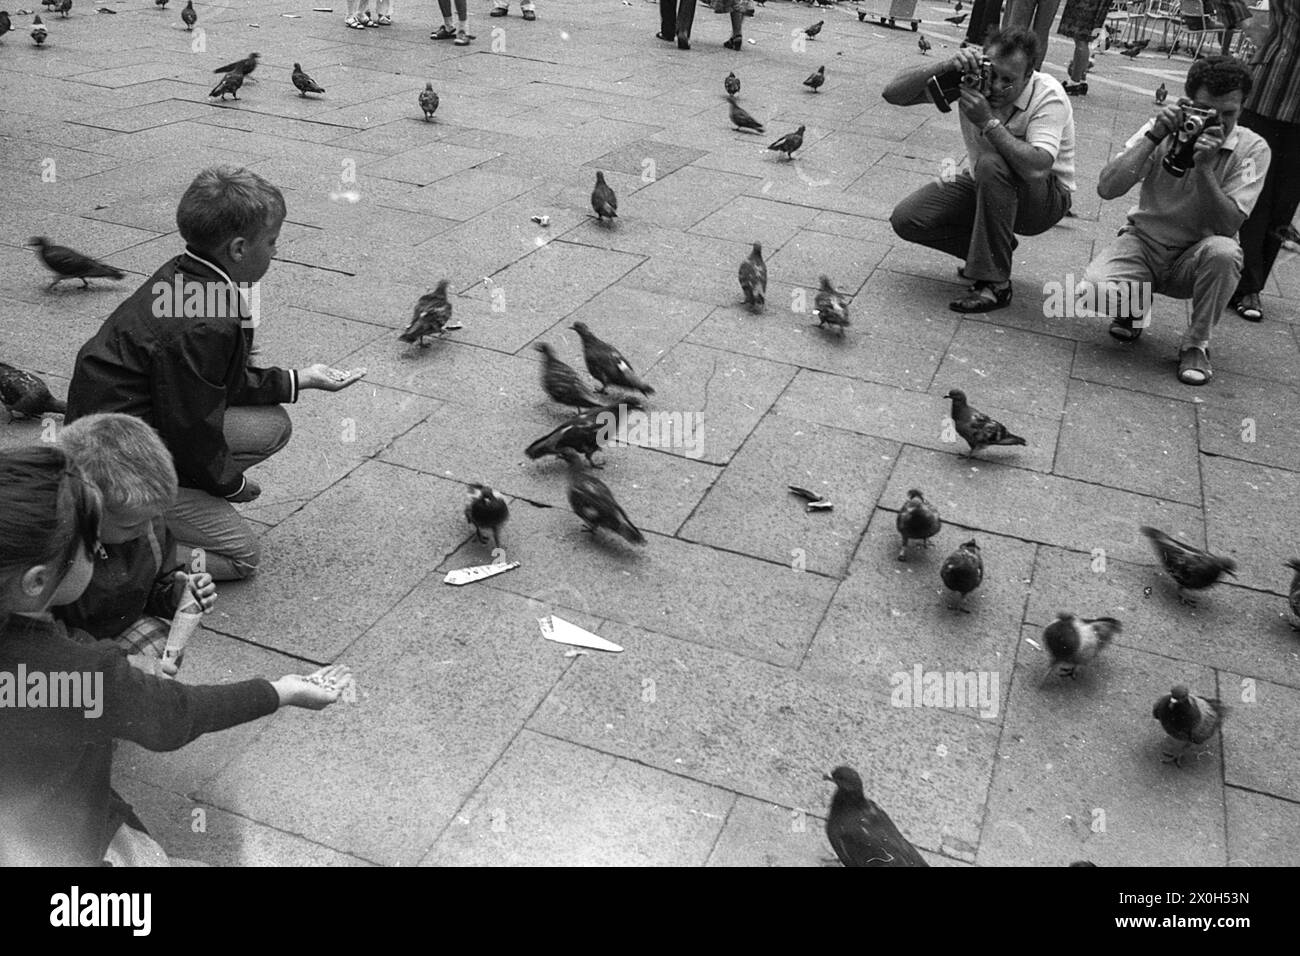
[{"xmin": 3, "ymin": 0, "xmax": 1298, "ymax": 866}]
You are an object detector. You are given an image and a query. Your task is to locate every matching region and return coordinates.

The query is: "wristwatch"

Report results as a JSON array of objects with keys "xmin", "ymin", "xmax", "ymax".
[
  {"xmin": 982, "ymin": 118, "xmax": 1002, "ymax": 135},
  {"xmin": 1144, "ymin": 128, "xmax": 1165, "ymax": 144}
]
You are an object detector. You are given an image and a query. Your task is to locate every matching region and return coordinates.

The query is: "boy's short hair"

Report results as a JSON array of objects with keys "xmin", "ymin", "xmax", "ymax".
[
  {"xmin": 58, "ymin": 413, "xmax": 178, "ymax": 514},
  {"xmin": 176, "ymin": 166, "xmax": 286, "ymax": 256},
  {"xmin": 986, "ymin": 26, "xmax": 1040, "ymax": 76},
  {"xmin": 1185, "ymin": 55, "xmax": 1253, "ymax": 101}
]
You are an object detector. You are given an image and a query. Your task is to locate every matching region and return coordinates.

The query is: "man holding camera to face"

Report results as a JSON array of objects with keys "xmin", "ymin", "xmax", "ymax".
[
  {"xmin": 1080, "ymin": 56, "xmax": 1270, "ymax": 386},
  {"xmin": 884, "ymin": 27, "xmax": 1075, "ymax": 314}
]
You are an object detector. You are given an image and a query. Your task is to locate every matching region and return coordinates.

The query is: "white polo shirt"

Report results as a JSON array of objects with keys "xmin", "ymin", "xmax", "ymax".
[{"xmin": 959, "ymin": 71, "xmax": 1077, "ymax": 192}]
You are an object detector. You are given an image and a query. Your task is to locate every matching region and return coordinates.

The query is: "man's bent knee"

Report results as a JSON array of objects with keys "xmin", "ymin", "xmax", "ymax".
[{"xmin": 1193, "ymin": 235, "xmax": 1243, "ymax": 269}]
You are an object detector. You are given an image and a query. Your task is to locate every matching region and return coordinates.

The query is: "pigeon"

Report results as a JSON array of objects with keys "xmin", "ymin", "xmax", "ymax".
[
  {"xmin": 1120, "ymin": 45, "xmax": 1141, "ymax": 58},
  {"xmin": 1153, "ymin": 684, "xmax": 1225, "ymax": 766},
  {"xmin": 895, "ymin": 488, "xmax": 940, "ymax": 561},
  {"xmin": 465, "ymin": 484, "xmax": 508, "ymax": 548},
  {"xmin": 591, "ymin": 171, "xmax": 617, "ymax": 225},
  {"xmin": 940, "ymin": 539, "xmax": 982, "ymax": 611},
  {"xmin": 1285, "ymin": 559, "xmax": 1300, "ymax": 629},
  {"xmin": 944, "ymin": 13, "xmax": 967, "ymax": 24},
  {"xmin": 1041, "ymin": 612, "xmax": 1121, "ymax": 682},
  {"xmin": 154, "ymin": 0, "xmax": 167, "ymax": 7},
  {"xmin": 213, "ymin": 52, "xmax": 259, "ymax": 78},
  {"xmin": 943, "ymin": 389, "xmax": 1026, "ymax": 458},
  {"xmin": 399, "ymin": 280, "xmax": 453, "ymax": 347},
  {"xmin": 525, "ymin": 398, "xmax": 644, "ymax": 469},
  {"xmin": 728, "ymin": 96, "xmax": 764, "ymax": 133},
  {"xmin": 814, "ymin": 275, "xmax": 849, "ymax": 334},
  {"xmin": 1155, "ymin": 82, "xmax": 1167, "ymax": 105},
  {"xmin": 803, "ymin": 20, "xmax": 822, "ymax": 38},
  {"xmin": 0, "ymin": 362, "xmax": 67, "ymax": 421},
  {"xmin": 30, "ymin": 13, "xmax": 45, "ymax": 43},
  {"xmin": 54, "ymin": 0, "xmax": 67, "ymax": 17},
  {"xmin": 767, "ymin": 125, "xmax": 805, "ymax": 160},
  {"xmin": 0, "ymin": 11, "xmax": 12, "ymax": 39},
  {"xmin": 824, "ymin": 767, "xmax": 928, "ymax": 867},
  {"xmin": 955, "ymin": 0, "xmax": 963, "ymax": 10},
  {"xmin": 291, "ymin": 63, "xmax": 324, "ymax": 97},
  {"xmin": 419, "ymin": 83, "xmax": 439, "ymax": 121},
  {"xmin": 535, "ymin": 342, "xmax": 601, "ymax": 410},
  {"xmin": 209, "ymin": 70, "xmax": 243, "ymax": 101},
  {"xmin": 1139, "ymin": 526, "xmax": 1236, "ymax": 605},
  {"xmin": 803, "ymin": 65, "xmax": 825, "ymax": 93},
  {"xmin": 40, "ymin": 0, "xmax": 54, "ymax": 6},
  {"xmin": 564, "ymin": 451, "xmax": 645, "ymax": 545},
  {"xmin": 918, "ymin": 34, "xmax": 930, "ymax": 55},
  {"xmin": 571, "ymin": 322, "xmax": 654, "ymax": 396},
  {"xmin": 724, "ymin": 70, "xmax": 740, "ymax": 96},
  {"xmin": 738, "ymin": 241, "xmax": 766, "ymax": 313},
  {"xmin": 26, "ymin": 237, "xmax": 123, "ymax": 290},
  {"xmin": 181, "ymin": 0, "xmax": 195, "ymax": 30}
]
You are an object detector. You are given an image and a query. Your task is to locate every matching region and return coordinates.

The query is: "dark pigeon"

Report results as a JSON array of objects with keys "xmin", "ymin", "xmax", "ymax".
[
  {"xmin": 0, "ymin": 362, "xmax": 67, "ymax": 420},
  {"xmin": 767, "ymin": 125, "xmax": 805, "ymax": 160},
  {"xmin": 814, "ymin": 275, "xmax": 849, "ymax": 334},
  {"xmin": 26, "ymin": 237, "xmax": 123, "ymax": 290},
  {"xmin": 1042, "ymin": 612, "xmax": 1121, "ymax": 682},
  {"xmin": 940, "ymin": 539, "xmax": 982, "ymax": 612},
  {"xmin": 918, "ymin": 34, "xmax": 930, "ymax": 55},
  {"xmin": 536, "ymin": 342, "xmax": 601, "ymax": 410},
  {"xmin": 571, "ymin": 321, "xmax": 654, "ymax": 396},
  {"xmin": 729, "ymin": 96, "xmax": 764, "ymax": 133},
  {"xmin": 291, "ymin": 63, "xmax": 324, "ymax": 97},
  {"xmin": 181, "ymin": 0, "xmax": 195, "ymax": 30},
  {"xmin": 1155, "ymin": 82, "xmax": 1167, "ymax": 105},
  {"xmin": 213, "ymin": 52, "xmax": 259, "ymax": 78},
  {"xmin": 419, "ymin": 82, "xmax": 439, "ymax": 121},
  {"xmin": 0, "ymin": 11, "xmax": 11, "ymax": 39},
  {"xmin": 896, "ymin": 488, "xmax": 940, "ymax": 561},
  {"xmin": 564, "ymin": 451, "xmax": 645, "ymax": 544},
  {"xmin": 591, "ymin": 171, "xmax": 617, "ymax": 225},
  {"xmin": 1153, "ymin": 684, "xmax": 1225, "ymax": 766},
  {"xmin": 465, "ymin": 484, "xmax": 508, "ymax": 548},
  {"xmin": 803, "ymin": 65, "xmax": 825, "ymax": 92},
  {"xmin": 944, "ymin": 388, "xmax": 1025, "ymax": 458},
  {"xmin": 1139, "ymin": 526, "xmax": 1236, "ymax": 605},
  {"xmin": 399, "ymin": 280, "xmax": 452, "ymax": 347},
  {"xmin": 209, "ymin": 71, "xmax": 243, "ymax": 101},
  {"xmin": 31, "ymin": 14, "xmax": 46, "ymax": 44},
  {"xmin": 824, "ymin": 766, "xmax": 928, "ymax": 867},
  {"xmin": 804, "ymin": 19, "xmax": 822, "ymax": 38},
  {"xmin": 739, "ymin": 242, "xmax": 766, "ymax": 313},
  {"xmin": 525, "ymin": 398, "xmax": 644, "ymax": 469},
  {"xmin": 1286, "ymin": 559, "xmax": 1300, "ymax": 629},
  {"xmin": 724, "ymin": 71, "xmax": 740, "ymax": 96}
]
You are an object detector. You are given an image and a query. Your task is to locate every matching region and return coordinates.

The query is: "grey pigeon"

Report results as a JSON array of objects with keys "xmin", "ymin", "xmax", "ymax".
[
  {"xmin": 399, "ymin": 280, "xmax": 453, "ymax": 347},
  {"xmin": 804, "ymin": 19, "xmax": 822, "ymax": 38},
  {"xmin": 824, "ymin": 766, "xmax": 928, "ymax": 867},
  {"xmin": 55, "ymin": 0, "xmax": 68, "ymax": 17},
  {"xmin": 419, "ymin": 82, "xmax": 439, "ymax": 121},
  {"xmin": 571, "ymin": 321, "xmax": 654, "ymax": 396},
  {"xmin": 739, "ymin": 242, "xmax": 766, "ymax": 313},
  {"xmin": 944, "ymin": 12, "xmax": 967, "ymax": 24},
  {"xmin": 465, "ymin": 484, "xmax": 508, "ymax": 548},
  {"xmin": 0, "ymin": 362, "xmax": 67, "ymax": 420},
  {"xmin": 526, "ymin": 398, "xmax": 644, "ymax": 469},
  {"xmin": 918, "ymin": 34, "xmax": 930, "ymax": 54},
  {"xmin": 213, "ymin": 52, "xmax": 259, "ymax": 78},
  {"xmin": 591, "ymin": 171, "xmax": 617, "ymax": 225},
  {"xmin": 31, "ymin": 13, "xmax": 46, "ymax": 44},
  {"xmin": 814, "ymin": 275, "xmax": 849, "ymax": 334},
  {"xmin": 724, "ymin": 71, "xmax": 739, "ymax": 96},
  {"xmin": 26, "ymin": 237, "xmax": 123, "ymax": 290},
  {"xmin": 1155, "ymin": 82, "xmax": 1167, "ymax": 105},
  {"xmin": 767, "ymin": 125, "xmax": 804, "ymax": 160},
  {"xmin": 1042, "ymin": 612, "xmax": 1121, "ymax": 682},
  {"xmin": 728, "ymin": 96, "xmax": 764, "ymax": 133},
  {"xmin": 291, "ymin": 63, "xmax": 324, "ymax": 97},
  {"xmin": 1153, "ymin": 684, "xmax": 1225, "ymax": 766},
  {"xmin": 940, "ymin": 539, "xmax": 982, "ymax": 611},
  {"xmin": 944, "ymin": 389, "xmax": 1025, "ymax": 458},
  {"xmin": 1139, "ymin": 526, "xmax": 1236, "ymax": 605},
  {"xmin": 803, "ymin": 65, "xmax": 825, "ymax": 92},
  {"xmin": 536, "ymin": 342, "xmax": 601, "ymax": 410},
  {"xmin": 0, "ymin": 11, "xmax": 11, "ymax": 39},
  {"xmin": 896, "ymin": 488, "xmax": 940, "ymax": 561},
  {"xmin": 564, "ymin": 451, "xmax": 645, "ymax": 544},
  {"xmin": 154, "ymin": 0, "xmax": 167, "ymax": 7},
  {"xmin": 181, "ymin": 0, "xmax": 195, "ymax": 29},
  {"xmin": 209, "ymin": 70, "xmax": 243, "ymax": 101}
]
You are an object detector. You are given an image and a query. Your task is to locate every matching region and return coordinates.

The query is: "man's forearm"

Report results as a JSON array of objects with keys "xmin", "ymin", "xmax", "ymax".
[
  {"xmin": 883, "ymin": 63, "xmax": 943, "ymax": 106},
  {"xmin": 985, "ymin": 124, "xmax": 1053, "ymax": 181},
  {"xmin": 1194, "ymin": 167, "xmax": 1246, "ymax": 236},
  {"xmin": 1098, "ymin": 136, "xmax": 1159, "ymax": 199}
]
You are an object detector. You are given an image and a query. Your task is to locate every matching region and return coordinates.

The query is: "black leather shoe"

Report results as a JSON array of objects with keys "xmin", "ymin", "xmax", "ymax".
[{"xmin": 677, "ymin": 31, "xmax": 690, "ymax": 49}]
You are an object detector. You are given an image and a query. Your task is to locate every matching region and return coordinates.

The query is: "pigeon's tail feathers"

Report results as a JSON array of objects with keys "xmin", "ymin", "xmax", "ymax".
[
  {"xmin": 85, "ymin": 261, "xmax": 124, "ymax": 280},
  {"xmin": 525, "ymin": 434, "xmax": 556, "ymax": 460},
  {"xmin": 995, "ymin": 431, "xmax": 1027, "ymax": 447},
  {"xmin": 1088, "ymin": 617, "xmax": 1123, "ymax": 644},
  {"xmin": 614, "ymin": 511, "xmax": 646, "ymax": 545}
]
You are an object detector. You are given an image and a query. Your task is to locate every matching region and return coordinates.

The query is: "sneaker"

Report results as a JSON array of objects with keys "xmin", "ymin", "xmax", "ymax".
[
  {"xmin": 431, "ymin": 24, "xmax": 456, "ymax": 39},
  {"xmin": 454, "ymin": 31, "xmax": 471, "ymax": 45}
]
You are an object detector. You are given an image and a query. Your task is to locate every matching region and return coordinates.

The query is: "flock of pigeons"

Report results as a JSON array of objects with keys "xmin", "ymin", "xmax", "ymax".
[{"xmin": 7, "ymin": 2, "xmax": 1300, "ymax": 867}]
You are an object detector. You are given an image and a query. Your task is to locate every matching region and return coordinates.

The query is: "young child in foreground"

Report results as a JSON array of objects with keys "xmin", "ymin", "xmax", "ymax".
[
  {"xmin": 55, "ymin": 413, "xmax": 216, "ymax": 677},
  {"xmin": 0, "ymin": 445, "xmax": 351, "ymax": 866}
]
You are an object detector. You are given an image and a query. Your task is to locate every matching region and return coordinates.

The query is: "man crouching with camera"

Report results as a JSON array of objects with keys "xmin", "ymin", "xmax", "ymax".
[
  {"xmin": 884, "ymin": 27, "xmax": 1075, "ymax": 313},
  {"xmin": 1079, "ymin": 56, "xmax": 1270, "ymax": 386}
]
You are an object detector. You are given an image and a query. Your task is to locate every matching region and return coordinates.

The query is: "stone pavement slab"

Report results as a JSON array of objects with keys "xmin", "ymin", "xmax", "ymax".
[
  {"xmin": 1224, "ymin": 788, "xmax": 1300, "ymax": 867},
  {"xmin": 1202, "ymin": 456, "xmax": 1300, "ymax": 589},
  {"xmin": 1220, "ymin": 673, "xmax": 1300, "ymax": 804}
]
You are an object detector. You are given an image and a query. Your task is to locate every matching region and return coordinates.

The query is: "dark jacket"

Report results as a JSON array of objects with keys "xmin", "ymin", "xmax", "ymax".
[
  {"xmin": 65, "ymin": 251, "xmax": 297, "ymax": 499},
  {"xmin": 0, "ymin": 614, "xmax": 278, "ymax": 865}
]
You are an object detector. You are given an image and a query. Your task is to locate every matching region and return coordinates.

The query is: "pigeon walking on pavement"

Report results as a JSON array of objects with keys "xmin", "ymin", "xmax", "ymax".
[
  {"xmin": 824, "ymin": 766, "xmax": 928, "ymax": 867},
  {"xmin": 55, "ymin": 0, "xmax": 69, "ymax": 18},
  {"xmin": 419, "ymin": 83, "xmax": 439, "ymax": 120},
  {"xmin": 0, "ymin": 11, "xmax": 11, "ymax": 39},
  {"xmin": 31, "ymin": 14, "xmax": 46, "ymax": 44},
  {"xmin": 1155, "ymin": 82, "xmax": 1167, "ymax": 105},
  {"xmin": 214, "ymin": 52, "xmax": 260, "ymax": 78},
  {"xmin": 154, "ymin": 0, "xmax": 168, "ymax": 8},
  {"xmin": 940, "ymin": 539, "xmax": 982, "ymax": 611},
  {"xmin": 181, "ymin": 0, "xmax": 195, "ymax": 30},
  {"xmin": 399, "ymin": 280, "xmax": 453, "ymax": 347},
  {"xmin": 536, "ymin": 342, "xmax": 601, "ymax": 411},
  {"xmin": 896, "ymin": 488, "xmax": 940, "ymax": 561},
  {"xmin": 1153, "ymin": 684, "xmax": 1225, "ymax": 767},
  {"xmin": 571, "ymin": 322, "xmax": 654, "ymax": 396},
  {"xmin": 591, "ymin": 171, "xmax": 618, "ymax": 225},
  {"xmin": 944, "ymin": 389, "xmax": 1025, "ymax": 458},
  {"xmin": 945, "ymin": 12, "xmax": 967, "ymax": 24},
  {"xmin": 1041, "ymin": 612, "xmax": 1121, "ymax": 682},
  {"xmin": 564, "ymin": 451, "xmax": 645, "ymax": 545},
  {"xmin": 767, "ymin": 125, "xmax": 805, "ymax": 160},
  {"xmin": 804, "ymin": 19, "xmax": 823, "ymax": 38},
  {"xmin": 814, "ymin": 275, "xmax": 849, "ymax": 334},
  {"xmin": 465, "ymin": 484, "xmax": 508, "ymax": 548},
  {"xmin": 0, "ymin": 362, "xmax": 67, "ymax": 421},
  {"xmin": 729, "ymin": 96, "xmax": 764, "ymax": 133},
  {"xmin": 724, "ymin": 70, "xmax": 740, "ymax": 96},
  {"xmin": 739, "ymin": 242, "xmax": 767, "ymax": 313},
  {"xmin": 1139, "ymin": 526, "xmax": 1236, "ymax": 605},
  {"xmin": 209, "ymin": 71, "xmax": 243, "ymax": 101},
  {"xmin": 918, "ymin": 34, "xmax": 931, "ymax": 55},
  {"xmin": 803, "ymin": 65, "xmax": 825, "ymax": 92},
  {"xmin": 26, "ymin": 237, "xmax": 123, "ymax": 290},
  {"xmin": 291, "ymin": 63, "xmax": 325, "ymax": 97},
  {"xmin": 525, "ymin": 398, "xmax": 644, "ymax": 469}
]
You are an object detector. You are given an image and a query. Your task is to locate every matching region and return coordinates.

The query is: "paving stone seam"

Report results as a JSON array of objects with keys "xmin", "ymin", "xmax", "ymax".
[
  {"xmin": 1223, "ymin": 782, "xmax": 1300, "ymax": 809},
  {"xmin": 1199, "ymin": 447, "xmax": 1300, "ymax": 479},
  {"xmin": 700, "ymin": 790, "xmax": 743, "ymax": 866}
]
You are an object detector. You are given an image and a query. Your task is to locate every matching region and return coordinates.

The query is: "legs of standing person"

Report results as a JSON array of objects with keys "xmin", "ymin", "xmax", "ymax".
[
  {"xmin": 373, "ymin": 0, "xmax": 391, "ymax": 23},
  {"xmin": 436, "ymin": 0, "xmax": 470, "ymax": 41},
  {"xmin": 1068, "ymin": 37, "xmax": 1090, "ymax": 83},
  {"xmin": 677, "ymin": 0, "xmax": 696, "ymax": 46},
  {"xmin": 1003, "ymin": 0, "xmax": 1059, "ymax": 69},
  {"xmin": 165, "ymin": 405, "xmax": 292, "ymax": 581},
  {"xmin": 345, "ymin": 0, "xmax": 366, "ymax": 28},
  {"xmin": 1235, "ymin": 110, "xmax": 1300, "ymax": 317},
  {"xmin": 726, "ymin": 7, "xmax": 744, "ymax": 47}
]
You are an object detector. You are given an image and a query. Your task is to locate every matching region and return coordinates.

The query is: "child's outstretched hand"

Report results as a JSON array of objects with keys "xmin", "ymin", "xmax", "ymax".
[
  {"xmin": 172, "ymin": 571, "xmax": 217, "ymax": 612},
  {"xmin": 273, "ymin": 664, "xmax": 354, "ymax": 710}
]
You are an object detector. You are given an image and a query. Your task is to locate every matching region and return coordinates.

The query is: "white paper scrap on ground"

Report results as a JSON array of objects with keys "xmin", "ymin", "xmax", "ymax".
[
  {"xmin": 538, "ymin": 615, "xmax": 623, "ymax": 653},
  {"xmin": 443, "ymin": 560, "xmax": 520, "ymax": 586}
]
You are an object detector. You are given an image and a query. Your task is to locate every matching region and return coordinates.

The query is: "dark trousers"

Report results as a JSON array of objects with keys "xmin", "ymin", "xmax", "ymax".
[
  {"xmin": 890, "ymin": 152, "xmax": 1071, "ymax": 283},
  {"xmin": 965, "ymin": 0, "xmax": 1005, "ymax": 46},
  {"xmin": 660, "ymin": 0, "xmax": 696, "ymax": 39},
  {"xmin": 1236, "ymin": 108, "xmax": 1300, "ymax": 297}
]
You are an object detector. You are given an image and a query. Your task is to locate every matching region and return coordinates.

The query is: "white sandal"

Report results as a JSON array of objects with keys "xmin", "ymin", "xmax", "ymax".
[{"xmin": 345, "ymin": 13, "xmax": 365, "ymax": 28}]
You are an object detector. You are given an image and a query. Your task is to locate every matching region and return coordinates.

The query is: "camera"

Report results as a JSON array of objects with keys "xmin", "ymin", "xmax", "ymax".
[
  {"xmin": 927, "ymin": 58, "xmax": 992, "ymax": 113},
  {"xmin": 1161, "ymin": 104, "xmax": 1220, "ymax": 177}
]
